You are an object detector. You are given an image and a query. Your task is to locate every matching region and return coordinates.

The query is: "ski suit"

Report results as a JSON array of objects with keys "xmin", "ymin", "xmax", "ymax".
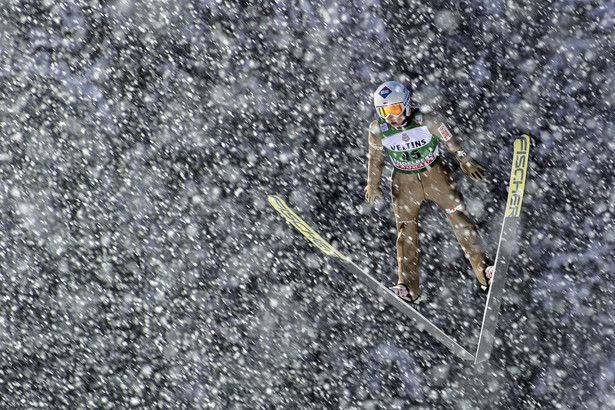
[{"xmin": 366, "ymin": 108, "xmax": 489, "ymax": 299}]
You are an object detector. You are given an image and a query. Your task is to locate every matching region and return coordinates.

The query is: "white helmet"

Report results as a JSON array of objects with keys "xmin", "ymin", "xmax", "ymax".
[{"xmin": 373, "ymin": 81, "xmax": 411, "ymax": 118}]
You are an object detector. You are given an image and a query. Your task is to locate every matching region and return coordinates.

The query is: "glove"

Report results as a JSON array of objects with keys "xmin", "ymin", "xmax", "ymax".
[
  {"xmin": 459, "ymin": 158, "xmax": 486, "ymax": 181},
  {"xmin": 454, "ymin": 149, "xmax": 485, "ymax": 181},
  {"xmin": 364, "ymin": 185, "xmax": 384, "ymax": 205}
]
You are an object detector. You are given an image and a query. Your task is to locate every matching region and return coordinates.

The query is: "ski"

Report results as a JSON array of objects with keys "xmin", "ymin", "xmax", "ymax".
[
  {"xmin": 474, "ymin": 134, "xmax": 531, "ymax": 364},
  {"xmin": 269, "ymin": 195, "xmax": 475, "ymax": 362}
]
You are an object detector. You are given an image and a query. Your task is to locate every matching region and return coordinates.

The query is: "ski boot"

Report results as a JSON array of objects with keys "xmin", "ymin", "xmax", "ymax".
[
  {"xmin": 390, "ymin": 284, "xmax": 421, "ymax": 308},
  {"xmin": 481, "ymin": 266, "xmax": 495, "ymax": 292}
]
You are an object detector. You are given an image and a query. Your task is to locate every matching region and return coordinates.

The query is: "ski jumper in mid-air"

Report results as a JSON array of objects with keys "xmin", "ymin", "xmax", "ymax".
[{"xmin": 364, "ymin": 81, "xmax": 493, "ymax": 307}]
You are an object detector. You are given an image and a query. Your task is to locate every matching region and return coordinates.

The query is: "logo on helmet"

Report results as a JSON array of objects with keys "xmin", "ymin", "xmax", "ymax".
[{"xmin": 379, "ymin": 87, "xmax": 392, "ymax": 98}]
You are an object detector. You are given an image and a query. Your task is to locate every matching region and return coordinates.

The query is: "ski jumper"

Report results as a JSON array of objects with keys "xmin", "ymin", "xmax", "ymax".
[{"xmin": 367, "ymin": 109, "xmax": 488, "ymax": 299}]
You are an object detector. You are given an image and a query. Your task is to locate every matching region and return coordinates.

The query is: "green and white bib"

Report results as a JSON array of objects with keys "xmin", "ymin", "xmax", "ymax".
[{"xmin": 377, "ymin": 109, "xmax": 440, "ymax": 174}]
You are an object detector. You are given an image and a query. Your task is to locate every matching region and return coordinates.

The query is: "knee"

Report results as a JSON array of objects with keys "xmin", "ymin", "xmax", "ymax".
[
  {"xmin": 397, "ymin": 220, "xmax": 411, "ymax": 234},
  {"xmin": 396, "ymin": 220, "xmax": 417, "ymax": 242}
]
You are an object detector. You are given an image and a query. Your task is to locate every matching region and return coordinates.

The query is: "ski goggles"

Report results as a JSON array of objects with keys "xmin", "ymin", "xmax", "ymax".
[{"xmin": 376, "ymin": 103, "xmax": 404, "ymax": 118}]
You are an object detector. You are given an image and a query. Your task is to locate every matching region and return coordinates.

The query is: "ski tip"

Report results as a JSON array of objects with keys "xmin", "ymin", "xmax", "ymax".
[
  {"xmin": 268, "ymin": 195, "xmax": 284, "ymax": 206},
  {"xmin": 515, "ymin": 134, "xmax": 531, "ymax": 151},
  {"xmin": 267, "ymin": 194, "xmax": 348, "ymax": 261}
]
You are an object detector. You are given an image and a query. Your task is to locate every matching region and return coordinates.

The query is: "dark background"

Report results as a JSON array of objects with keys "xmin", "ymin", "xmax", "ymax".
[{"xmin": 1, "ymin": 0, "xmax": 614, "ymax": 408}]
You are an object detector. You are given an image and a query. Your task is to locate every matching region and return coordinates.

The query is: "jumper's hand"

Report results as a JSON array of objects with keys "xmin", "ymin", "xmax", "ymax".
[
  {"xmin": 364, "ymin": 185, "xmax": 384, "ymax": 205},
  {"xmin": 459, "ymin": 158, "xmax": 486, "ymax": 181}
]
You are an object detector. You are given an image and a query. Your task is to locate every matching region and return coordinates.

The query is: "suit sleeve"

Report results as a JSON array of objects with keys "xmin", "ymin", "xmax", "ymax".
[
  {"xmin": 425, "ymin": 114, "xmax": 467, "ymax": 163},
  {"xmin": 367, "ymin": 120, "xmax": 385, "ymax": 187}
]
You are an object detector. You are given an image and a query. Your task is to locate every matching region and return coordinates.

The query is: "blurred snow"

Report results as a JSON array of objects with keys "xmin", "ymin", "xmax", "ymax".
[{"xmin": 1, "ymin": 0, "xmax": 614, "ymax": 408}]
